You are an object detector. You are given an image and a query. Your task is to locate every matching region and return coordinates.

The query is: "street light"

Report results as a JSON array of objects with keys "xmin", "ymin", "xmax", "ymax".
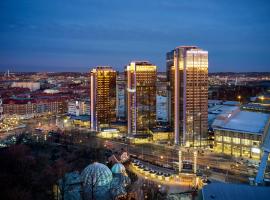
[
  {"xmin": 259, "ymin": 96, "xmax": 265, "ymax": 102},
  {"xmin": 237, "ymin": 95, "xmax": 241, "ymax": 101}
]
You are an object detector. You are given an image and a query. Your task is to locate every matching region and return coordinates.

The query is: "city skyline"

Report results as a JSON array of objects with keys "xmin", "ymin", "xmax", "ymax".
[
  {"xmin": 1, "ymin": 0, "xmax": 270, "ymax": 72},
  {"xmin": 1, "ymin": 1, "xmax": 270, "ymax": 199}
]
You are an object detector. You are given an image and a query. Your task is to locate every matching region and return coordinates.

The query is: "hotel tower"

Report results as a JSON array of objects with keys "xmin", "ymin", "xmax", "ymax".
[
  {"xmin": 126, "ymin": 61, "xmax": 157, "ymax": 135},
  {"xmin": 167, "ymin": 46, "xmax": 208, "ymax": 146},
  {"xmin": 90, "ymin": 66, "xmax": 117, "ymax": 131}
]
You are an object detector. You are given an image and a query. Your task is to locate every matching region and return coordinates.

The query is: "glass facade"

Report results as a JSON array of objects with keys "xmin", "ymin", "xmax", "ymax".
[
  {"xmin": 214, "ymin": 129, "xmax": 262, "ymax": 159},
  {"xmin": 126, "ymin": 61, "xmax": 157, "ymax": 134},
  {"xmin": 167, "ymin": 46, "xmax": 208, "ymax": 146},
  {"xmin": 90, "ymin": 67, "xmax": 116, "ymax": 130}
]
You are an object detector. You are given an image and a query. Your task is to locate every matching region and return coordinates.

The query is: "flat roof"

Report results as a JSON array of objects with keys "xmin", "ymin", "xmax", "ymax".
[
  {"xmin": 202, "ymin": 183, "xmax": 270, "ymax": 200},
  {"xmin": 223, "ymin": 101, "xmax": 240, "ymax": 106},
  {"xmin": 213, "ymin": 111, "xmax": 269, "ymax": 135},
  {"xmin": 208, "ymin": 105, "xmax": 239, "ymax": 114}
]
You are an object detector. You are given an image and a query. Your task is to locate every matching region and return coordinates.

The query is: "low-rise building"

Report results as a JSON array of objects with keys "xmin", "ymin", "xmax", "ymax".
[
  {"xmin": 242, "ymin": 103, "xmax": 270, "ymax": 113},
  {"xmin": 128, "ymin": 134, "xmax": 151, "ymax": 144},
  {"xmin": 212, "ymin": 110, "xmax": 270, "ymax": 159},
  {"xmin": 150, "ymin": 127, "xmax": 173, "ymax": 142},
  {"xmin": 98, "ymin": 128, "xmax": 120, "ymax": 139},
  {"xmin": 11, "ymin": 81, "xmax": 40, "ymax": 91},
  {"xmin": 3, "ymin": 96, "xmax": 67, "ymax": 119},
  {"xmin": 68, "ymin": 115, "xmax": 90, "ymax": 128},
  {"xmin": 68, "ymin": 100, "xmax": 90, "ymax": 116}
]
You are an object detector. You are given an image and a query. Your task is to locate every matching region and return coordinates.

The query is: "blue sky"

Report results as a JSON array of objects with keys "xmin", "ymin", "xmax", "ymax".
[{"xmin": 0, "ymin": 0, "xmax": 270, "ymax": 72}]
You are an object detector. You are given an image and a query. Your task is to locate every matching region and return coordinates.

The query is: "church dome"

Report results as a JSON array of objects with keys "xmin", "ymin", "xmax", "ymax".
[
  {"xmin": 111, "ymin": 163, "xmax": 126, "ymax": 174},
  {"xmin": 81, "ymin": 162, "xmax": 113, "ymax": 187}
]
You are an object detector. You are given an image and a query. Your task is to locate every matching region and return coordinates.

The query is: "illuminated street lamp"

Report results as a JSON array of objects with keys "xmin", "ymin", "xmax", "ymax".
[
  {"xmin": 259, "ymin": 96, "xmax": 265, "ymax": 103},
  {"xmin": 237, "ymin": 95, "xmax": 241, "ymax": 101}
]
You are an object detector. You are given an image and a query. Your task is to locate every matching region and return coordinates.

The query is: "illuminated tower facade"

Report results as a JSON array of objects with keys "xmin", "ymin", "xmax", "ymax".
[
  {"xmin": 126, "ymin": 61, "xmax": 157, "ymax": 135},
  {"xmin": 167, "ymin": 46, "xmax": 208, "ymax": 146},
  {"xmin": 90, "ymin": 66, "xmax": 117, "ymax": 131}
]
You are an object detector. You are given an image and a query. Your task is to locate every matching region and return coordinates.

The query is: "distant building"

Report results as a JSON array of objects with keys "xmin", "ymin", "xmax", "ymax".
[
  {"xmin": 150, "ymin": 127, "xmax": 173, "ymax": 142},
  {"xmin": 156, "ymin": 76, "xmax": 169, "ymax": 122},
  {"xmin": 68, "ymin": 115, "xmax": 90, "ymax": 128},
  {"xmin": 11, "ymin": 81, "xmax": 40, "ymax": 91},
  {"xmin": 156, "ymin": 95, "xmax": 168, "ymax": 122},
  {"xmin": 116, "ymin": 73, "xmax": 126, "ymax": 120},
  {"xmin": 212, "ymin": 110, "xmax": 270, "ymax": 159},
  {"xmin": 167, "ymin": 46, "xmax": 208, "ymax": 146},
  {"xmin": 242, "ymin": 103, "xmax": 270, "ymax": 113},
  {"xmin": 125, "ymin": 61, "xmax": 157, "ymax": 135},
  {"xmin": 90, "ymin": 67, "xmax": 117, "ymax": 131},
  {"xmin": 3, "ymin": 96, "xmax": 67, "ymax": 119},
  {"xmin": 68, "ymin": 100, "xmax": 90, "ymax": 116},
  {"xmin": 43, "ymin": 89, "xmax": 60, "ymax": 94}
]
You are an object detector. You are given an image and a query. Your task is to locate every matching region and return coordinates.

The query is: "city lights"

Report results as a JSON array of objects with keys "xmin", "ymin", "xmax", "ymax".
[{"xmin": 1, "ymin": 0, "xmax": 270, "ymax": 199}]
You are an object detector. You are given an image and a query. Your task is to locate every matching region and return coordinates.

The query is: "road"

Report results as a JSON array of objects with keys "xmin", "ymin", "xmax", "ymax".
[{"xmin": 2, "ymin": 115, "xmax": 265, "ymax": 184}]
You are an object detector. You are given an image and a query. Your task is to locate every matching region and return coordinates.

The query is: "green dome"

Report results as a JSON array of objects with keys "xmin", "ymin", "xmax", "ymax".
[
  {"xmin": 111, "ymin": 163, "xmax": 126, "ymax": 174},
  {"xmin": 81, "ymin": 162, "xmax": 113, "ymax": 187}
]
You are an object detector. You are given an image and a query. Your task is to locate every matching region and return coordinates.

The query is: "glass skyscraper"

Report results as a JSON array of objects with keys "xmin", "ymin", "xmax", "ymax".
[
  {"xmin": 167, "ymin": 46, "xmax": 208, "ymax": 147},
  {"xmin": 90, "ymin": 66, "xmax": 117, "ymax": 131},
  {"xmin": 126, "ymin": 61, "xmax": 157, "ymax": 135}
]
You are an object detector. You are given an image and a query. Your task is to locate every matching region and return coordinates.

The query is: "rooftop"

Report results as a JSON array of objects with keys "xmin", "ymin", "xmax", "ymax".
[
  {"xmin": 202, "ymin": 183, "xmax": 270, "ymax": 200},
  {"xmin": 208, "ymin": 105, "xmax": 239, "ymax": 115},
  {"xmin": 213, "ymin": 111, "xmax": 270, "ymax": 135}
]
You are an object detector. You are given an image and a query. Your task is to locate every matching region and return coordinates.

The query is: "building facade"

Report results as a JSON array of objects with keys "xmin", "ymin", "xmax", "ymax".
[
  {"xmin": 3, "ymin": 98, "xmax": 67, "ymax": 118},
  {"xmin": 156, "ymin": 75, "xmax": 169, "ymax": 122},
  {"xmin": 11, "ymin": 81, "xmax": 40, "ymax": 91},
  {"xmin": 126, "ymin": 61, "xmax": 157, "ymax": 135},
  {"xmin": 167, "ymin": 46, "xmax": 208, "ymax": 146},
  {"xmin": 90, "ymin": 66, "xmax": 117, "ymax": 131},
  {"xmin": 116, "ymin": 73, "xmax": 126, "ymax": 120},
  {"xmin": 68, "ymin": 100, "xmax": 90, "ymax": 116},
  {"xmin": 212, "ymin": 110, "xmax": 270, "ymax": 160}
]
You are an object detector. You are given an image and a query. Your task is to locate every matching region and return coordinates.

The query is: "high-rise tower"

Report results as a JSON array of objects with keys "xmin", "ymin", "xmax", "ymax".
[
  {"xmin": 167, "ymin": 46, "xmax": 208, "ymax": 146},
  {"xmin": 126, "ymin": 61, "xmax": 157, "ymax": 135},
  {"xmin": 90, "ymin": 66, "xmax": 117, "ymax": 131}
]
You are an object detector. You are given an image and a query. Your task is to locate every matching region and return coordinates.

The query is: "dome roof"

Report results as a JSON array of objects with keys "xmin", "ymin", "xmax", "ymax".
[
  {"xmin": 81, "ymin": 162, "xmax": 112, "ymax": 187},
  {"xmin": 111, "ymin": 163, "xmax": 126, "ymax": 174}
]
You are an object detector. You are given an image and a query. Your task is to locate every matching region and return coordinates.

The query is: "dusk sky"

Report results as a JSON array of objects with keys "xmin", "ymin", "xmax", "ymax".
[{"xmin": 1, "ymin": 0, "xmax": 270, "ymax": 72}]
